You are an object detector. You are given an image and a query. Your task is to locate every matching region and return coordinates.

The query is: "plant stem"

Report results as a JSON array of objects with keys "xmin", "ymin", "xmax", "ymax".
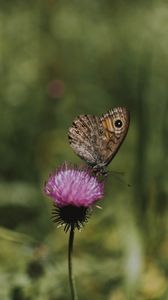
[{"xmin": 68, "ymin": 225, "xmax": 78, "ymax": 300}]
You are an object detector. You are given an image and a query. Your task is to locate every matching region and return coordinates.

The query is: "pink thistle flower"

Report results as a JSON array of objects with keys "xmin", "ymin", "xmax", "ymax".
[
  {"xmin": 44, "ymin": 163, "xmax": 104, "ymax": 231},
  {"xmin": 44, "ymin": 163, "xmax": 104, "ymax": 207}
]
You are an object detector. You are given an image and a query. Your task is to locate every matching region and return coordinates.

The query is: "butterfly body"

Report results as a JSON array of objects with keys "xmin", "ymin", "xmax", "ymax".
[{"xmin": 68, "ymin": 107, "xmax": 130, "ymax": 176}]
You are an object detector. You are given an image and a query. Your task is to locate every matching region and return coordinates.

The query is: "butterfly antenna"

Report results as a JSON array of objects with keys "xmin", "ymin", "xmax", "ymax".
[{"xmin": 108, "ymin": 170, "xmax": 132, "ymax": 187}]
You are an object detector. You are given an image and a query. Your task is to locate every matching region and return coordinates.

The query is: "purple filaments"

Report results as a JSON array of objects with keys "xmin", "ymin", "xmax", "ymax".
[{"xmin": 44, "ymin": 163, "xmax": 104, "ymax": 208}]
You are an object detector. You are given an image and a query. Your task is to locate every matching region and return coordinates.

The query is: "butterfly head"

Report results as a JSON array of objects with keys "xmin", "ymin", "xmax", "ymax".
[{"xmin": 92, "ymin": 163, "xmax": 108, "ymax": 177}]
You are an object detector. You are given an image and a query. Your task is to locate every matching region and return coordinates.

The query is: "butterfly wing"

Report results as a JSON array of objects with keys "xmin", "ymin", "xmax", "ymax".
[
  {"xmin": 68, "ymin": 107, "xmax": 130, "ymax": 170},
  {"xmin": 100, "ymin": 107, "xmax": 130, "ymax": 166},
  {"xmin": 68, "ymin": 114, "xmax": 106, "ymax": 166}
]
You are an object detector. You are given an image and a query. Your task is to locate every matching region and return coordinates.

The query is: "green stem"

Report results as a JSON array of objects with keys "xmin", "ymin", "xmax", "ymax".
[{"xmin": 68, "ymin": 225, "xmax": 78, "ymax": 300}]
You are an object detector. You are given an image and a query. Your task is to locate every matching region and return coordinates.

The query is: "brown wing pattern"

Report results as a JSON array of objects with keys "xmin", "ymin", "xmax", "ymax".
[
  {"xmin": 68, "ymin": 115, "xmax": 106, "ymax": 166},
  {"xmin": 100, "ymin": 107, "xmax": 130, "ymax": 165},
  {"xmin": 68, "ymin": 107, "xmax": 130, "ymax": 170}
]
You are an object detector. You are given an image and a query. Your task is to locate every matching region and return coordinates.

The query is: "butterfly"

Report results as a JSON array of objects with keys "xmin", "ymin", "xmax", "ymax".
[{"xmin": 68, "ymin": 107, "xmax": 130, "ymax": 176}]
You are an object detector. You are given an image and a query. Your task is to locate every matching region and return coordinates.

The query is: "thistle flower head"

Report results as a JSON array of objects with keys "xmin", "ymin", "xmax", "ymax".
[
  {"xmin": 44, "ymin": 163, "xmax": 104, "ymax": 231},
  {"xmin": 44, "ymin": 163, "xmax": 104, "ymax": 207}
]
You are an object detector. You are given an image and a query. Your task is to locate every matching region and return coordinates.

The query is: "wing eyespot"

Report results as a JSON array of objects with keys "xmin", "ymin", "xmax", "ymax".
[{"xmin": 114, "ymin": 119, "xmax": 123, "ymax": 128}]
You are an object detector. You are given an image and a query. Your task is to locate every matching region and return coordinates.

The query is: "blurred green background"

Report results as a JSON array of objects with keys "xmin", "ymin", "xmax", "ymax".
[{"xmin": 0, "ymin": 1, "xmax": 168, "ymax": 299}]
